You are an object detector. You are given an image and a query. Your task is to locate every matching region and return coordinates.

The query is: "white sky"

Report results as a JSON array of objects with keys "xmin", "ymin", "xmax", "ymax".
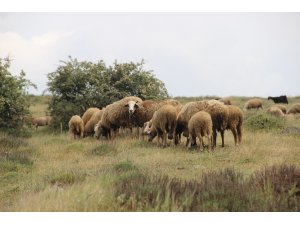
[{"xmin": 1, "ymin": 12, "xmax": 300, "ymax": 97}]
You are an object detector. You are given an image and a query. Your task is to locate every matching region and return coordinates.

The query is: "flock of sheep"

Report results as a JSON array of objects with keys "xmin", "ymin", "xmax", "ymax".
[
  {"xmin": 66, "ymin": 95, "xmax": 296, "ymax": 152},
  {"xmin": 32, "ymin": 96, "xmax": 300, "ymax": 151}
]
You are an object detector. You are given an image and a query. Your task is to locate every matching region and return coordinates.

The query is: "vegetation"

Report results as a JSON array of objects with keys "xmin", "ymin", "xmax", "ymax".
[
  {"xmin": 0, "ymin": 57, "xmax": 35, "ymax": 134},
  {"xmin": 1, "ymin": 95, "xmax": 300, "ymax": 212},
  {"xmin": 47, "ymin": 57, "xmax": 169, "ymax": 129}
]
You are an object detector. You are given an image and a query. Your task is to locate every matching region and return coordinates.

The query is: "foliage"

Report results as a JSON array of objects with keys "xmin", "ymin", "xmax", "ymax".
[
  {"xmin": 47, "ymin": 57, "xmax": 169, "ymax": 129},
  {"xmin": 244, "ymin": 113, "xmax": 286, "ymax": 131},
  {"xmin": 0, "ymin": 57, "xmax": 35, "ymax": 132},
  {"xmin": 114, "ymin": 165, "xmax": 300, "ymax": 211}
]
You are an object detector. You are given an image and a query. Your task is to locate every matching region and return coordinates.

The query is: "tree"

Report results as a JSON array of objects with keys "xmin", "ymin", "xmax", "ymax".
[
  {"xmin": 0, "ymin": 57, "xmax": 35, "ymax": 131},
  {"xmin": 47, "ymin": 57, "xmax": 169, "ymax": 130}
]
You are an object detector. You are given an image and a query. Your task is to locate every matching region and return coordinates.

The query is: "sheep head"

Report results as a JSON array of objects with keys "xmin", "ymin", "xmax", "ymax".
[{"xmin": 125, "ymin": 100, "xmax": 139, "ymax": 115}]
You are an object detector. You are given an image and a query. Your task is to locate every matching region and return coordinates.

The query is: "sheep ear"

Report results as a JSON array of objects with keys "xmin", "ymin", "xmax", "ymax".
[
  {"xmin": 124, "ymin": 103, "xmax": 129, "ymax": 107},
  {"xmin": 134, "ymin": 102, "xmax": 139, "ymax": 108}
]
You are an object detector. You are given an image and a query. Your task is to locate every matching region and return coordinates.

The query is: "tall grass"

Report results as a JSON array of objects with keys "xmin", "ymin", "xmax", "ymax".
[{"xmin": 114, "ymin": 165, "xmax": 300, "ymax": 211}]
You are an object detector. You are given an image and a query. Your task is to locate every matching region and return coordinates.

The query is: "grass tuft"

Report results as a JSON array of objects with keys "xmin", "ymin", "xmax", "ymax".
[
  {"xmin": 90, "ymin": 144, "xmax": 117, "ymax": 156},
  {"xmin": 46, "ymin": 170, "xmax": 86, "ymax": 187}
]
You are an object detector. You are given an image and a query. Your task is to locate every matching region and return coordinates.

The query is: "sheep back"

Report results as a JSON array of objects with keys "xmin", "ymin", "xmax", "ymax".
[
  {"xmin": 151, "ymin": 104, "xmax": 177, "ymax": 134},
  {"xmin": 219, "ymin": 98, "xmax": 232, "ymax": 105},
  {"xmin": 287, "ymin": 103, "xmax": 300, "ymax": 114},
  {"xmin": 82, "ymin": 107, "xmax": 99, "ymax": 125},
  {"xmin": 176, "ymin": 101, "xmax": 209, "ymax": 134},
  {"xmin": 204, "ymin": 102, "xmax": 229, "ymax": 132},
  {"xmin": 227, "ymin": 105, "xmax": 243, "ymax": 130},
  {"xmin": 266, "ymin": 106, "xmax": 285, "ymax": 117},
  {"xmin": 68, "ymin": 115, "xmax": 84, "ymax": 138},
  {"xmin": 188, "ymin": 111, "xmax": 212, "ymax": 138},
  {"xmin": 243, "ymin": 98, "xmax": 263, "ymax": 110},
  {"xmin": 84, "ymin": 109, "xmax": 103, "ymax": 136}
]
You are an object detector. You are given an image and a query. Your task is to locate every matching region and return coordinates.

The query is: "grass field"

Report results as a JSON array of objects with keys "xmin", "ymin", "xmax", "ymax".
[{"xmin": 1, "ymin": 96, "xmax": 300, "ymax": 211}]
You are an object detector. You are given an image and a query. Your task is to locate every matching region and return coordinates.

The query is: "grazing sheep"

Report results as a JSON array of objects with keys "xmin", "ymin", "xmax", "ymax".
[
  {"xmin": 96, "ymin": 96, "xmax": 143, "ymax": 140},
  {"xmin": 158, "ymin": 99, "xmax": 182, "ymax": 108},
  {"xmin": 142, "ymin": 119, "xmax": 153, "ymax": 136},
  {"xmin": 204, "ymin": 101, "xmax": 229, "ymax": 148},
  {"xmin": 226, "ymin": 105, "xmax": 243, "ymax": 146},
  {"xmin": 131, "ymin": 100, "xmax": 160, "ymax": 137},
  {"xmin": 287, "ymin": 103, "xmax": 300, "ymax": 114},
  {"xmin": 218, "ymin": 98, "xmax": 232, "ymax": 105},
  {"xmin": 266, "ymin": 106, "xmax": 285, "ymax": 118},
  {"xmin": 275, "ymin": 105, "xmax": 287, "ymax": 114},
  {"xmin": 147, "ymin": 105, "xmax": 177, "ymax": 147},
  {"xmin": 84, "ymin": 109, "xmax": 104, "ymax": 137},
  {"xmin": 187, "ymin": 111, "xmax": 213, "ymax": 151},
  {"xmin": 268, "ymin": 95, "xmax": 288, "ymax": 104},
  {"xmin": 175, "ymin": 101, "xmax": 209, "ymax": 145},
  {"xmin": 82, "ymin": 107, "xmax": 99, "ymax": 125},
  {"xmin": 68, "ymin": 115, "xmax": 84, "ymax": 139},
  {"xmin": 32, "ymin": 116, "xmax": 52, "ymax": 130},
  {"xmin": 243, "ymin": 98, "xmax": 263, "ymax": 111}
]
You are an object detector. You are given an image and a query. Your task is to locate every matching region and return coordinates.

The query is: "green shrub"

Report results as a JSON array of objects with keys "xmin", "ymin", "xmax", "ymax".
[
  {"xmin": 0, "ymin": 57, "xmax": 35, "ymax": 131},
  {"xmin": 114, "ymin": 165, "xmax": 300, "ymax": 211},
  {"xmin": 244, "ymin": 113, "xmax": 286, "ymax": 131},
  {"xmin": 48, "ymin": 57, "xmax": 169, "ymax": 130}
]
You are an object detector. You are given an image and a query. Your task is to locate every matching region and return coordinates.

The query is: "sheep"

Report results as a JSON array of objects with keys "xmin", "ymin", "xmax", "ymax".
[
  {"xmin": 131, "ymin": 100, "xmax": 160, "ymax": 137},
  {"xmin": 243, "ymin": 98, "xmax": 263, "ymax": 111},
  {"xmin": 147, "ymin": 105, "xmax": 177, "ymax": 147},
  {"xmin": 84, "ymin": 109, "xmax": 104, "ymax": 137},
  {"xmin": 68, "ymin": 115, "xmax": 84, "ymax": 139},
  {"xmin": 275, "ymin": 105, "xmax": 287, "ymax": 114},
  {"xmin": 82, "ymin": 107, "xmax": 99, "ymax": 125},
  {"xmin": 218, "ymin": 98, "xmax": 232, "ymax": 105},
  {"xmin": 96, "ymin": 96, "xmax": 143, "ymax": 140},
  {"xmin": 187, "ymin": 111, "xmax": 213, "ymax": 151},
  {"xmin": 226, "ymin": 105, "xmax": 243, "ymax": 146},
  {"xmin": 204, "ymin": 101, "xmax": 229, "ymax": 148},
  {"xmin": 32, "ymin": 116, "xmax": 52, "ymax": 130},
  {"xmin": 266, "ymin": 106, "xmax": 285, "ymax": 118},
  {"xmin": 175, "ymin": 101, "xmax": 209, "ymax": 145},
  {"xmin": 287, "ymin": 103, "xmax": 300, "ymax": 114}
]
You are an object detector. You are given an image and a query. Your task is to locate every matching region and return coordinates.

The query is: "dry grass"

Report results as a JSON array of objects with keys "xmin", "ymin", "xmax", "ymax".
[{"xmin": 1, "ymin": 96, "xmax": 300, "ymax": 211}]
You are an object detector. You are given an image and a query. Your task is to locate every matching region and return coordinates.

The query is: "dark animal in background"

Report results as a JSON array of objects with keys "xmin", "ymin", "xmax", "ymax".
[{"xmin": 268, "ymin": 95, "xmax": 288, "ymax": 104}]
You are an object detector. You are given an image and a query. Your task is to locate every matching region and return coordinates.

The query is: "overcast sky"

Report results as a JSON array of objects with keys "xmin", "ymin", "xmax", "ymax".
[{"xmin": 0, "ymin": 12, "xmax": 300, "ymax": 97}]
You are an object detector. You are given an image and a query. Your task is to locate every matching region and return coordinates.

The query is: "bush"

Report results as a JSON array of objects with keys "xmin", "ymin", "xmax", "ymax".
[
  {"xmin": 244, "ymin": 113, "xmax": 286, "ymax": 131},
  {"xmin": 47, "ymin": 57, "xmax": 169, "ymax": 130},
  {"xmin": 0, "ymin": 57, "xmax": 35, "ymax": 132},
  {"xmin": 114, "ymin": 165, "xmax": 300, "ymax": 211}
]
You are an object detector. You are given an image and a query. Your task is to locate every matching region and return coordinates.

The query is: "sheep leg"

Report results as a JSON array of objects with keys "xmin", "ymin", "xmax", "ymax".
[
  {"xmin": 213, "ymin": 129, "xmax": 217, "ymax": 148},
  {"xmin": 187, "ymin": 135, "xmax": 192, "ymax": 149},
  {"xmin": 156, "ymin": 131, "xmax": 160, "ymax": 147},
  {"xmin": 221, "ymin": 130, "xmax": 225, "ymax": 147},
  {"xmin": 162, "ymin": 132, "xmax": 167, "ymax": 148},
  {"xmin": 207, "ymin": 136, "xmax": 212, "ymax": 152},
  {"xmin": 237, "ymin": 125, "xmax": 242, "ymax": 144},
  {"xmin": 231, "ymin": 128, "xmax": 238, "ymax": 146},
  {"xmin": 197, "ymin": 133, "xmax": 203, "ymax": 152}
]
